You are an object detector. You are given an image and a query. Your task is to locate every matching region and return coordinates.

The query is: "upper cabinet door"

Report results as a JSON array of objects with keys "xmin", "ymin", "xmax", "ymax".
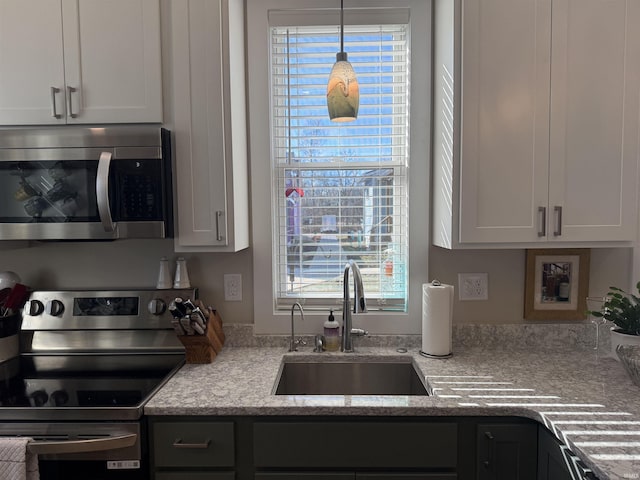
[
  {"xmin": 548, "ymin": 0, "xmax": 640, "ymax": 242},
  {"xmin": 61, "ymin": 0, "xmax": 163, "ymax": 123},
  {"xmin": 0, "ymin": 0, "xmax": 162, "ymax": 125},
  {"xmin": 171, "ymin": 0, "xmax": 249, "ymax": 252},
  {"xmin": 433, "ymin": 0, "xmax": 640, "ymax": 248},
  {"xmin": 0, "ymin": 0, "xmax": 66, "ymax": 125},
  {"xmin": 459, "ymin": 0, "xmax": 552, "ymax": 243}
]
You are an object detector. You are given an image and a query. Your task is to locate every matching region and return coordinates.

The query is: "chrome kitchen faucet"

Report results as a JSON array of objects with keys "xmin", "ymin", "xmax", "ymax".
[
  {"xmin": 341, "ymin": 260, "xmax": 368, "ymax": 352},
  {"xmin": 289, "ymin": 302, "xmax": 305, "ymax": 352}
]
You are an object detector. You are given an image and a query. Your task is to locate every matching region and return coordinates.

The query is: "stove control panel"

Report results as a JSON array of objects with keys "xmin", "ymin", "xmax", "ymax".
[{"xmin": 21, "ymin": 288, "xmax": 198, "ymax": 331}]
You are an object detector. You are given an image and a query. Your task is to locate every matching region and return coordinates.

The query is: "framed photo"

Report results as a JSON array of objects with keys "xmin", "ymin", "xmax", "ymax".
[{"xmin": 524, "ymin": 248, "xmax": 590, "ymax": 321}]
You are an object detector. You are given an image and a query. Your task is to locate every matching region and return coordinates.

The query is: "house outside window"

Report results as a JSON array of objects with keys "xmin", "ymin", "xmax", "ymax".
[{"xmin": 248, "ymin": 0, "xmax": 431, "ymax": 335}]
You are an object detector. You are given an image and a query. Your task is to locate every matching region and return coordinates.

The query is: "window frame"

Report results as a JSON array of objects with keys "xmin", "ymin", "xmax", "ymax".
[
  {"xmin": 247, "ymin": 0, "xmax": 431, "ymax": 335},
  {"xmin": 271, "ymin": 23, "xmax": 411, "ymax": 311}
]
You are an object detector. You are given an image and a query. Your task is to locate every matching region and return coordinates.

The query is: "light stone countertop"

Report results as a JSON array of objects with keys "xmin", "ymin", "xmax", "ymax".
[{"xmin": 145, "ymin": 340, "xmax": 640, "ymax": 480}]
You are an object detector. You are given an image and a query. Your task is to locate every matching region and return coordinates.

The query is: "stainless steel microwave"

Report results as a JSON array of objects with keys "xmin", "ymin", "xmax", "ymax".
[{"xmin": 0, "ymin": 126, "xmax": 173, "ymax": 240}]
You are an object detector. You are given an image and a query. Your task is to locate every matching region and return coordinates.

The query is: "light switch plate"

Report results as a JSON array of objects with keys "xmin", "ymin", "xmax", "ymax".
[
  {"xmin": 224, "ymin": 274, "xmax": 242, "ymax": 301},
  {"xmin": 458, "ymin": 273, "xmax": 488, "ymax": 301}
]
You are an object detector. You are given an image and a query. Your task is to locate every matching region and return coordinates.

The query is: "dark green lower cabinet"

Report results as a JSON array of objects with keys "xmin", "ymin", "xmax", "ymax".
[
  {"xmin": 151, "ymin": 417, "xmax": 596, "ymax": 480},
  {"xmin": 357, "ymin": 475, "xmax": 457, "ymax": 479},
  {"xmin": 253, "ymin": 422, "xmax": 457, "ymax": 469},
  {"xmin": 255, "ymin": 474, "xmax": 457, "ymax": 480},
  {"xmin": 156, "ymin": 474, "xmax": 235, "ymax": 480},
  {"xmin": 537, "ymin": 426, "xmax": 597, "ymax": 480},
  {"xmin": 477, "ymin": 423, "xmax": 538, "ymax": 480},
  {"xmin": 255, "ymin": 475, "xmax": 353, "ymax": 480}
]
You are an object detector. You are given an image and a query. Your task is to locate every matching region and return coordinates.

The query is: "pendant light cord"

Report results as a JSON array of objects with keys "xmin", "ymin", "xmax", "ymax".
[
  {"xmin": 340, "ymin": 0, "xmax": 344, "ymax": 53},
  {"xmin": 286, "ymin": 29, "xmax": 292, "ymax": 165}
]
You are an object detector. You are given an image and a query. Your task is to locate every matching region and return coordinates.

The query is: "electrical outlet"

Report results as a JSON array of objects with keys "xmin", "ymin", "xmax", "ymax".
[
  {"xmin": 458, "ymin": 273, "xmax": 488, "ymax": 301},
  {"xmin": 224, "ymin": 274, "xmax": 242, "ymax": 301}
]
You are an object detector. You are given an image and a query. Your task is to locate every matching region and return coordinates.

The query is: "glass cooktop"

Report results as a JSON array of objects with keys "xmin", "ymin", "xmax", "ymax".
[{"xmin": 0, "ymin": 354, "xmax": 183, "ymax": 420}]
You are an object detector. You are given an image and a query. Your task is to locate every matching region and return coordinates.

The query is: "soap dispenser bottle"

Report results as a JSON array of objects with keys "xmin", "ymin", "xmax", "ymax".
[{"xmin": 324, "ymin": 310, "xmax": 340, "ymax": 351}]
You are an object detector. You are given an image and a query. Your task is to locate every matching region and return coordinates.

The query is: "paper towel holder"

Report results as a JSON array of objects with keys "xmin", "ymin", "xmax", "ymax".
[
  {"xmin": 419, "ymin": 279, "xmax": 453, "ymax": 359},
  {"xmin": 419, "ymin": 350, "xmax": 452, "ymax": 359}
]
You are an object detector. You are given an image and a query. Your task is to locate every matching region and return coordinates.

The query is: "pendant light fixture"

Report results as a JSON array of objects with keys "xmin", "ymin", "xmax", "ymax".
[{"xmin": 327, "ymin": 0, "xmax": 359, "ymax": 122}]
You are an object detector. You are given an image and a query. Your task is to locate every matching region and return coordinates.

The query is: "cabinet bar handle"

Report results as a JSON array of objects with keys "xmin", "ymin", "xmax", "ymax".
[
  {"xmin": 67, "ymin": 86, "xmax": 78, "ymax": 118},
  {"xmin": 537, "ymin": 206, "xmax": 546, "ymax": 237},
  {"xmin": 50, "ymin": 87, "xmax": 61, "ymax": 118},
  {"xmin": 172, "ymin": 438, "xmax": 211, "ymax": 449},
  {"xmin": 215, "ymin": 210, "xmax": 224, "ymax": 241},
  {"xmin": 483, "ymin": 431, "xmax": 494, "ymax": 469},
  {"xmin": 553, "ymin": 205, "xmax": 563, "ymax": 236}
]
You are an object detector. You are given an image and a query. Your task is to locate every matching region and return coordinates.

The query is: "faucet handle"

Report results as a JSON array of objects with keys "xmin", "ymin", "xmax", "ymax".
[
  {"xmin": 313, "ymin": 335, "xmax": 325, "ymax": 352},
  {"xmin": 295, "ymin": 337, "xmax": 307, "ymax": 348},
  {"xmin": 351, "ymin": 328, "xmax": 368, "ymax": 337}
]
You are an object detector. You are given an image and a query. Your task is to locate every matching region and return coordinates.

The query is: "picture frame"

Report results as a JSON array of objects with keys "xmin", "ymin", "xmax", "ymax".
[{"xmin": 524, "ymin": 248, "xmax": 590, "ymax": 321}]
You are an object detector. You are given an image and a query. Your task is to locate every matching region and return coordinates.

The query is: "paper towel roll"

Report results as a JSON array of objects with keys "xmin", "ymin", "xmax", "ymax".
[{"xmin": 421, "ymin": 281, "xmax": 454, "ymax": 357}]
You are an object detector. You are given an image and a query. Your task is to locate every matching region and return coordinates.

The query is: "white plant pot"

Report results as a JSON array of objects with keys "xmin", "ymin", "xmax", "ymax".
[{"xmin": 610, "ymin": 328, "xmax": 640, "ymax": 360}]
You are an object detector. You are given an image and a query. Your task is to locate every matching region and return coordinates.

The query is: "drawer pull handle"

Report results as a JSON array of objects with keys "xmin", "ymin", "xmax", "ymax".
[{"xmin": 172, "ymin": 438, "xmax": 211, "ymax": 449}]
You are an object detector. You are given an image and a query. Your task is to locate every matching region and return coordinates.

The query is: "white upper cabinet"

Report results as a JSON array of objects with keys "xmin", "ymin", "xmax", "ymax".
[
  {"xmin": 547, "ymin": 0, "xmax": 640, "ymax": 243},
  {"xmin": 0, "ymin": 0, "xmax": 163, "ymax": 125},
  {"xmin": 169, "ymin": 0, "xmax": 249, "ymax": 252},
  {"xmin": 433, "ymin": 0, "xmax": 640, "ymax": 248}
]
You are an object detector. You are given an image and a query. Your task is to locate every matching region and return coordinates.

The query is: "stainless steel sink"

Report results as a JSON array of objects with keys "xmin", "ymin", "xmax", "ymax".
[{"xmin": 273, "ymin": 358, "xmax": 430, "ymax": 396}]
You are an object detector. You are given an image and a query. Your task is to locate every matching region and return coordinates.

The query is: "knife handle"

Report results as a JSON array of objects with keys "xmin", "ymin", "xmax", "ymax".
[{"xmin": 192, "ymin": 321, "xmax": 205, "ymax": 335}]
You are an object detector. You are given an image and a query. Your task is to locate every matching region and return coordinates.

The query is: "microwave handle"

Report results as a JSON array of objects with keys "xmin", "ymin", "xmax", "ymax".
[
  {"xmin": 27, "ymin": 433, "xmax": 136, "ymax": 455},
  {"xmin": 96, "ymin": 152, "xmax": 116, "ymax": 232}
]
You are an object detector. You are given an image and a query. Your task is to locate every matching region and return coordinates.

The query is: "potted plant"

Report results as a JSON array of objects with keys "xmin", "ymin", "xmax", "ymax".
[{"xmin": 589, "ymin": 283, "xmax": 640, "ymax": 358}]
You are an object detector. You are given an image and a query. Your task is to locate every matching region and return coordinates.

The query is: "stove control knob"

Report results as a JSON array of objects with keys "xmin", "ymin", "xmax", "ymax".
[
  {"xmin": 50, "ymin": 390, "xmax": 69, "ymax": 406},
  {"xmin": 148, "ymin": 298, "xmax": 167, "ymax": 315},
  {"xmin": 45, "ymin": 300, "xmax": 65, "ymax": 316},
  {"xmin": 30, "ymin": 390, "xmax": 49, "ymax": 407},
  {"xmin": 27, "ymin": 300, "xmax": 45, "ymax": 316}
]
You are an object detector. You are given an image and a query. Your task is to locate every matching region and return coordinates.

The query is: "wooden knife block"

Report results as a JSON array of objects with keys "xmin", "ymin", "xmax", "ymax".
[{"xmin": 177, "ymin": 308, "xmax": 224, "ymax": 364}]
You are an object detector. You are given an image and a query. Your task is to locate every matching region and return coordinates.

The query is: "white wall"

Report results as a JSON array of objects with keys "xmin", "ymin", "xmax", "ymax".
[
  {"xmin": 429, "ymin": 246, "xmax": 632, "ymax": 324},
  {"xmin": 0, "ymin": 240, "xmax": 253, "ymax": 324}
]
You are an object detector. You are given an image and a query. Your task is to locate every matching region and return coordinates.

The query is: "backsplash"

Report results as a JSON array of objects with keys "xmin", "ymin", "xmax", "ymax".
[
  {"xmin": 0, "ymin": 240, "xmax": 631, "ymax": 328},
  {"xmin": 223, "ymin": 322, "xmax": 611, "ymax": 353}
]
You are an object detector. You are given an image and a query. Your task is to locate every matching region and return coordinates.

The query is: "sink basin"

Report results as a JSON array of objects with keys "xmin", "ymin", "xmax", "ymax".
[{"xmin": 273, "ymin": 358, "xmax": 430, "ymax": 396}]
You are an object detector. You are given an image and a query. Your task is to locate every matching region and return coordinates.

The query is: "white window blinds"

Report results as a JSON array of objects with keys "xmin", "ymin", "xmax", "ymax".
[{"xmin": 270, "ymin": 23, "xmax": 410, "ymax": 311}]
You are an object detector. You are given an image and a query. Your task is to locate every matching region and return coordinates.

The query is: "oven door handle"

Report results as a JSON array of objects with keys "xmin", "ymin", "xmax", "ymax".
[
  {"xmin": 27, "ymin": 433, "xmax": 136, "ymax": 455},
  {"xmin": 96, "ymin": 151, "xmax": 116, "ymax": 233}
]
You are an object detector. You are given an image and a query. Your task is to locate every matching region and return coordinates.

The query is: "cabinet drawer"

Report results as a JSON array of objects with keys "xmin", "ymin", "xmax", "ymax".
[
  {"xmin": 153, "ymin": 421, "xmax": 234, "ymax": 467},
  {"xmin": 157, "ymin": 474, "xmax": 235, "ymax": 480},
  {"xmin": 254, "ymin": 422, "xmax": 457, "ymax": 468},
  {"xmin": 357, "ymin": 476, "xmax": 457, "ymax": 480},
  {"xmin": 255, "ymin": 474, "xmax": 457, "ymax": 480},
  {"xmin": 256, "ymin": 475, "xmax": 353, "ymax": 480}
]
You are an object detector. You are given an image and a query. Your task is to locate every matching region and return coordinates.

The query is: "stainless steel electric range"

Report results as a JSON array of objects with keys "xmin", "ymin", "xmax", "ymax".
[{"xmin": 0, "ymin": 288, "xmax": 195, "ymax": 480}]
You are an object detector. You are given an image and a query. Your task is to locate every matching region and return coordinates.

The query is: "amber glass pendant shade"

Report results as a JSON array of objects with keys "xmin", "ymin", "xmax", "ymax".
[
  {"xmin": 327, "ymin": 52, "xmax": 359, "ymax": 122},
  {"xmin": 327, "ymin": 1, "xmax": 359, "ymax": 122}
]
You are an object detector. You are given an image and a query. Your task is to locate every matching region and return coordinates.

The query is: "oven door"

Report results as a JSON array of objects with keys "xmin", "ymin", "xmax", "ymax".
[{"xmin": 0, "ymin": 422, "xmax": 148, "ymax": 480}]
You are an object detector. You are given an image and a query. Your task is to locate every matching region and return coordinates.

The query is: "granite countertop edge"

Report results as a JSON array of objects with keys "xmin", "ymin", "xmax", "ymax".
[{"xmin": 145, "ymin": 345, "xmax": 640, "ymax": 480}]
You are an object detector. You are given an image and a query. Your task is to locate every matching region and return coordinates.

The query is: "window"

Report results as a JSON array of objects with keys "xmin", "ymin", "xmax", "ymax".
[
  {"xmin": 248, "ymin": 0, "xmax": 431, "ymax": 335},
  {"xmin": 272, "ymin": 24, "xmax": 409, "ymax": 311}
]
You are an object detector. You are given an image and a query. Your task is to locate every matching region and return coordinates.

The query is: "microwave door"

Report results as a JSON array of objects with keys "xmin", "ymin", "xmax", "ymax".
[
  {"xmin": 0, "ymin": 155, "xmax": 117, "ymax": 240},
  {"xmin": 96, "ymin": 152, "xmax": 115, "ymax": 233}
]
